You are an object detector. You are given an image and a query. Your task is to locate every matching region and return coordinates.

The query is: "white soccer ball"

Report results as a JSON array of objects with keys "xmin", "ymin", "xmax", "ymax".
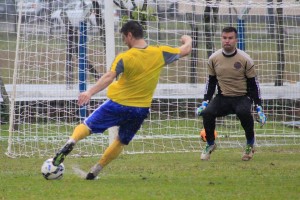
[{"xmin": 41, "ymin": 158, "xmax": 65, "ymax": 180}]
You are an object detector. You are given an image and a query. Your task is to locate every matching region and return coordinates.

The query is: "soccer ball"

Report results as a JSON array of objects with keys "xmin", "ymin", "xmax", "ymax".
[
  {"xmin": 200, "ymin": 129, "xmax": 218, "ymax": 142},
  {"xmin": 41, "ymin": 158, "xmax": 65, "ymax": 180}
]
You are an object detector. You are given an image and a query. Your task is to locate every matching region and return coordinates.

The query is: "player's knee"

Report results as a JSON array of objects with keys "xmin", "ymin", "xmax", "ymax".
[{"xmin": 118, "ymin": 135, "xmax": 132, "ymax": 145}]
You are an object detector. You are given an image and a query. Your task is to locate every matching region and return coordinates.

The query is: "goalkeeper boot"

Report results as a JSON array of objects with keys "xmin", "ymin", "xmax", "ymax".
[
  {"xmin": 201, "ymin": 143, "xmax": 217, "ymax": 161},
  {"xmin": 86, "ymin": 163, "xmax": 102, "ymax": 180},
  {"xmin": 52, "ymin": 141, "xmax": 75, "ymax": 166},
  {"xmin": 242, "ymin": 144, "xmax": 255, "ymax": 161}
]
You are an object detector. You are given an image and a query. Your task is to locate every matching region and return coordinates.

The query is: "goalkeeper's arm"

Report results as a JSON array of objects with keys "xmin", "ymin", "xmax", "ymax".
[
  {"xmin": 246, "ymin": 76, "xmax": 262, "ymax": 106},
  {"xmin": 203, "ymin": 75, "xmax": 217, "ymax": 102},
  {"xmin": 196, "ymin": 75, "xmax": 216, "ymax": 116},
  {"xmin": 247, "ymin": 76, "xmax": 267, "ymax": 126}
]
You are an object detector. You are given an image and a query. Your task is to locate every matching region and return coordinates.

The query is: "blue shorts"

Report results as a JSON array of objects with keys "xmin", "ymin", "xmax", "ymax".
[{"xmin": 83, "ymin": 100, "xmax": 149, "ymax": 145}]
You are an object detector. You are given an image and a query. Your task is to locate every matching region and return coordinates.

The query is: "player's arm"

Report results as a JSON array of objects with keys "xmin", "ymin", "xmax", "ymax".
[
  {"xmin": 78, "ymin": 71, "xmax": 116, "ymax": 106},
  {"xmin": 178, "ymin": 35, "xmax": 192, "ymax": 57},
  {"xmin": 160, "ymin": 36, "xmax": 191, "ymax": 65}
]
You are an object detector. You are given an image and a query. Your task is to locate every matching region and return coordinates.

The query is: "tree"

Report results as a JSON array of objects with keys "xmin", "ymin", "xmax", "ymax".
[{"xmin": 113, "ymin": 0, "xmax": 157, "ymax": 28}]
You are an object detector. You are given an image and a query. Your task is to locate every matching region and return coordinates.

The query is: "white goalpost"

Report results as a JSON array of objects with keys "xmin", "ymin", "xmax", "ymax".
[{"xmin": 0, "ymin": 0, "xmax": 300, "ymax": 157}]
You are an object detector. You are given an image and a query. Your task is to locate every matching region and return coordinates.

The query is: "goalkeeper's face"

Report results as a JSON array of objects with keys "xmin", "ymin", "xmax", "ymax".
[{"xmin": 221, "ymin": 32, "xmax": 237, "ymax": 53}]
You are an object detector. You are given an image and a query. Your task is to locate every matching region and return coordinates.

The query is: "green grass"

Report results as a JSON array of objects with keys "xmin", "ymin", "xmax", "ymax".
[
  {"xmin": 1, "ymin": 120, "xmax": 300, "ymax": 157},
  {"xmin": 1, "ymin": 146, "xmax": 300, "ymax": 200}
]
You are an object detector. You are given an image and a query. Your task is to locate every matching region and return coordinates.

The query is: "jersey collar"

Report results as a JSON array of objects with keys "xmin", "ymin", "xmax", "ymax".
[{"xmin": 222, "ymin": 48, "xmax": 237, "ymax": 57}]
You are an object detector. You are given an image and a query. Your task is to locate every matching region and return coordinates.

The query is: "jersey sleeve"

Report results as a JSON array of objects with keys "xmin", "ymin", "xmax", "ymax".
[
  {"xmin": 111, "ymin": 53, "xmax": 125, "ymax": 77},
  {"xmin": 204, "ymin": 75, "xmax": 217, "ymax": 102},
  {"xmin": 247, "ymin": 76, "xmax": 262, "ymax": 106},
  {"xmin": 207, "ymin": 58, "xmax": 216, "ymax": 76},
  {"xmin": 159, "ymin": 46, "xmax": 180, "ymax": 65},
  {"xmin": 245, "ymin": 57, "xmax": 257, "ymax": 78}
]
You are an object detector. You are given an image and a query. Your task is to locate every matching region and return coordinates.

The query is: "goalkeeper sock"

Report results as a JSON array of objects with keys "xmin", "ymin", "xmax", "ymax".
[
  {"xmin": 70, "ymin": 123, "xmax": 91, "ymax": 142},
  {"xmin": 246, "ymin": 137, "xmax": 255, "ymax": 146},
  {"xmin": 99, "ymin": 138, "xmax": 124, "ymax": 167}
]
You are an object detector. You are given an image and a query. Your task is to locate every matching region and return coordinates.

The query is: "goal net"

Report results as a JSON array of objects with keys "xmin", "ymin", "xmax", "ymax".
[{"xmin": 1, "ymin": 0, "xmax": 300, "ymax": 157}]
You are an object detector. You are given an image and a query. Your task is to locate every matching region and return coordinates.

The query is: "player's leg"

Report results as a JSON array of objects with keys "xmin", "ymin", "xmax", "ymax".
[
  {"xmin": 53, "ymin": 123, "xmax": 91, "ymax": 166},
  {"xmin": 86, "ymin": 138, "xmax": 125, "ymax": 180},
  {"xmin": 234, "ymin": 96, "xmax": 255, "ymax": 161},
  {"xmin": 201, "ymin": 95, "xmax": 231, "ymax": 160},
  {"xmin": 86, "ymin": 103, "xmax": 149, "ymax": 180},
  {"xmin": 53, "ymin": 100, "xmax": 115, "ymax": 166}
]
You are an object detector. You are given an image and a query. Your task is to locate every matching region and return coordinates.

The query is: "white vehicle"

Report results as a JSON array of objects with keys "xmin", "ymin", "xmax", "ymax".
[{"xmin": 50, "ymin": 0, "xmax": 96, "ymax": 31}]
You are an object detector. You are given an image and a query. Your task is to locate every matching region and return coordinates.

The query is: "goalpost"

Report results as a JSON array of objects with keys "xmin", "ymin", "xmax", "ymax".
[{"xmin": 1, "ymin": 0, "xmax": 300, "ymax": 157}]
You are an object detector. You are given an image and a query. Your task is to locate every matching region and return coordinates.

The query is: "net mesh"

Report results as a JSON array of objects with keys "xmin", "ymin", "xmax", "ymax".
[{"xmin": 0, "ymin": 0, "xmax": 299, "ymax": 157}]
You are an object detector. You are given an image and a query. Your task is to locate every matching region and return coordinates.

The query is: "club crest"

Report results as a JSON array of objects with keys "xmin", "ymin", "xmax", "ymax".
[{"xmin": 234, "ymin": 62, "xmax": 242, "ymax": 70}]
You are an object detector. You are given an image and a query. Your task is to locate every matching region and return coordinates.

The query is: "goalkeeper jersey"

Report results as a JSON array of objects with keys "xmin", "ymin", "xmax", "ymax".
[
  {"xmin": 107, "ymin": 45, "xmax": 180, "ymax": 107},
  {"xmin": 207, "ymin": 48, "xmax": 257, "ymax": 97}
]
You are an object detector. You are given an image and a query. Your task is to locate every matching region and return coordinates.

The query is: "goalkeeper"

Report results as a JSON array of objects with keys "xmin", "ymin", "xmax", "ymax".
[
  {"xmin": 197, "ymin": 26, "xmax": 266, "ymax": 161},
  {"xmin": 52, "ymin": 21, "xmax": 192, "ymax": 180}
]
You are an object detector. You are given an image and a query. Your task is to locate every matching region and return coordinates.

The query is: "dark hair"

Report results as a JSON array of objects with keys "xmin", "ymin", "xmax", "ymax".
[
  {"xmin": 222, "ymin": 26, "xmax": 238, "ymax": 37},
  {"xmin": 120, "ymin": 21, "xmax": 144, "ymax": 39}
]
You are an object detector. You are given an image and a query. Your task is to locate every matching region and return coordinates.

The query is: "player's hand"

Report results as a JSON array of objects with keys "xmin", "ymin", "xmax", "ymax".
[
  {"xmin": 78, "ymin": 91, "xmax": 92, "ymax": 106},
  {"xmin": 256, "ymin": 106, "xmax": 267, "ymax": 127},
  {"xmin": 180, "ymin": 35, "xmax": 192, "ymax": 44},
  {"xmin": 196, "ymin": 101, "xmax": 208, "ymax": 116}
]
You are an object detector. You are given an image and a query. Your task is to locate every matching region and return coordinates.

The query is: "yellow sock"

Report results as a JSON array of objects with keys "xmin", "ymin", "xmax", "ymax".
[
  {"xmin": 99, "ymin": 139, "xmax": 124, "ymax": 167},
  {"xmin": 70, "ymin": 123, "xmax": 91, "ymax": 142}
]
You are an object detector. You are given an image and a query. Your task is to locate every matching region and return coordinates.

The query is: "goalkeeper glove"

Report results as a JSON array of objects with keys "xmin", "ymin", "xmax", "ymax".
[
  {"xmin": 196, "ymin": 101, "xmax": 208, "ymax": 116},
  {"xmin": 256, "ymin": 106, "xmax": 267, "ymax": 127}
]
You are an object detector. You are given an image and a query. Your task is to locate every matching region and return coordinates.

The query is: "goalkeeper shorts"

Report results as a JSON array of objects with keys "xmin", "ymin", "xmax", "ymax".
[{"xmin": 84, "ymin": 99, "xmax": 149, "ymax": 145}]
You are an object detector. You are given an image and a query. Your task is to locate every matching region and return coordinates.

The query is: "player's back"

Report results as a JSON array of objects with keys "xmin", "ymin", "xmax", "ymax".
[
  {"xmin": 107, "ymin": 45, "xmax": 180, "ymax": 107},
  {"xmin": 122, "ymin": 46, "xmax": 165, "ymax": 82}
]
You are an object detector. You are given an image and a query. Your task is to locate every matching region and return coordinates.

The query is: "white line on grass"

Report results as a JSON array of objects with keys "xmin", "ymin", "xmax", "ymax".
[
  {"xmin": 71, "ymin": 165, "xmax": 100, "ymax": 180},
  {"xmin": 71, "ymin": 165, "xmax": 88, "ymax": 179}
]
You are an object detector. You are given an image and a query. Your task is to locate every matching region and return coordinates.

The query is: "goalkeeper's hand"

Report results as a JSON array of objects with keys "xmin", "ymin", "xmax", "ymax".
[
  {"xmin": 196, "ymin": 101, "xmax": 208, "ymax": 116},
  {"xmin": 256, "ymin": 106, "xmax": 267, "ymax": 127}
]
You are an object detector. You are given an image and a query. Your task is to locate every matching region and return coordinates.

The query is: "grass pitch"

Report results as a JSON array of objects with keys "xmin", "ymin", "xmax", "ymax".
[{"xmin": 1, "ymin": 146, "xmax": 300, "ymax": 200}]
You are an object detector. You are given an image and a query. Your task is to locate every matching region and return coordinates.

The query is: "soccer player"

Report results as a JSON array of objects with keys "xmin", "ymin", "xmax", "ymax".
[
  {"xmin": 52, "ymin": 21, "xmax": 192, "ymax": 180},
  {"xmin": 197, "ymin": 26, "xmax": 266, "ymax": 161}
]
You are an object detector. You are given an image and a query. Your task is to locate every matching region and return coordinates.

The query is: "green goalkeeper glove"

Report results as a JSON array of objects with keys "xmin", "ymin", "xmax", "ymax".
[
  {"xmin": 196, "ymin": 101, "xmax": 208, "ymax": 116},
  {"xmin": 256, "ymin": 106, "xmax": 267, "ymax": 127}
]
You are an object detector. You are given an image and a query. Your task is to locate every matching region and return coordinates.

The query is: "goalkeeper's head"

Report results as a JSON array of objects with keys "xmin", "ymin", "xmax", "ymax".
[
  {"xmin": 222, "ymin": 26, "xmax": 238, "ymax": 38},
  {"xmin": 221, "ymin": 26, "xmax": 238, "ymax": 53}
]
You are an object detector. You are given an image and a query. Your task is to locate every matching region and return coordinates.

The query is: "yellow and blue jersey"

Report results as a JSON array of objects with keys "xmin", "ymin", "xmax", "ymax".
[{"xmin": 107, "ymin": 45, "xmax": 180, "ymax": 107}]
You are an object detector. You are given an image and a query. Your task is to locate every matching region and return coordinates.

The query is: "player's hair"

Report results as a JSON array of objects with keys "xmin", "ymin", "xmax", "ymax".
[
  {"xmin": 120, "ymin": 21, "xmax": 144, "ymax": 39},
  {"xmin": 222, "ymin": 26, "xmax": 238, "ymax": 38}
]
